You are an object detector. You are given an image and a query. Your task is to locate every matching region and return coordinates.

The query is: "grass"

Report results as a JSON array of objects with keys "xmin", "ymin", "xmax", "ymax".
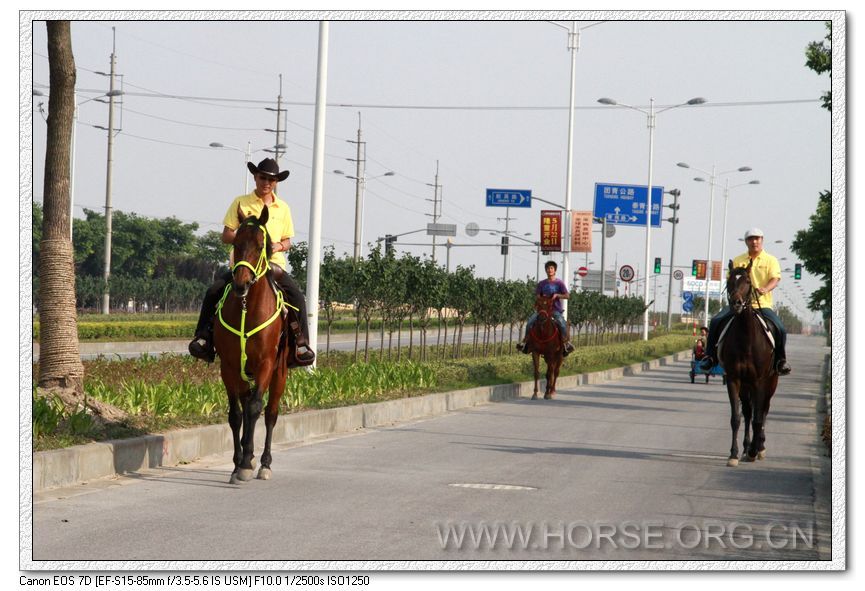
[{"xmin": 32, "ymin": 333, "xmax": 694, "ymax": 451}]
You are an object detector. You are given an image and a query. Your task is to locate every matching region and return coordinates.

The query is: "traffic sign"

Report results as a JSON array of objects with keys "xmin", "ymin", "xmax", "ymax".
[
  {"xmin": 619, "ymin": 264, "xmax": 635, "ymax": 282},
  {"xmin": 427, "ymin": 223, "xmax": 456, "ymax": 237},
  {"xmin": 673, "ymin": 269, "xmax": 684, "ymax": 280},
  {"xmin": 594, "ymin": 183, "xmax": 664, "ymax": 227},
  {"xmin": 486, "ymin": 188, "xmax": 532, "ymax": 208},
  {"xmin": 682, "ymin": 290, "xmax": 694, "ymax": 313},
  {"xmin": 577, "ymin": 266, "xmax": 588, "ymax": 277}
]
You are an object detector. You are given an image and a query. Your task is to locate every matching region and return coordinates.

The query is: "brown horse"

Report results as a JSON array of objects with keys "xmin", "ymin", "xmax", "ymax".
[
  {"xmin": 527, "ymin": 295, "xmax": 564, "ymax": 400},
  {"xmin": 720, "ymin": 260, "xmax": 779, "ymax": 467},
  {"xmin": 213, "ymin": 205, "xmax": 289, "ymax": 484}
]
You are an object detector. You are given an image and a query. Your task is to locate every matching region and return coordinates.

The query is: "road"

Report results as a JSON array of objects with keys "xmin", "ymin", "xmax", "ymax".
[
  {"xmin": 31, "ymin": 325, "xmax": 526, "ymax": 362},
  {"xmin": 31, "ymin": 335, "xmax": 830, "ymax": 563}
]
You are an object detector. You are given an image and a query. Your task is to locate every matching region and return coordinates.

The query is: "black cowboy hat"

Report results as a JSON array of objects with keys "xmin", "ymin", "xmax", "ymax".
[{"xmin": 247, "ymin": 158, "xmax": 290, "ymax": 182}]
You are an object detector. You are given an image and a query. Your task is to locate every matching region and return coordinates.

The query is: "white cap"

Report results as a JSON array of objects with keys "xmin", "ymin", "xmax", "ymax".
[{"xmin": 744, "ymin": 227, "xmax": 764, "ymax": 240}]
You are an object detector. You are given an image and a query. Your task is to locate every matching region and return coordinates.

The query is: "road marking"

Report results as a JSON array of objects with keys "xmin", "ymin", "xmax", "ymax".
[{"xmin": 449, "ymin": 483, "xmax": 537, "ymax": 491}]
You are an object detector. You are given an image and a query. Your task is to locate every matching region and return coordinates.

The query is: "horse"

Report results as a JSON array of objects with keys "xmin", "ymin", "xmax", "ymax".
[
  {"xmin": 213, "ymin": 205, "xmax": 290, "ymax": 484},
  {"xmin": 720, "ymin": 260, "xmax": 779, "ymax": 467},
  {"xmin": 527, "ymin": 295, "xmax": 564, "ymax": 400}
]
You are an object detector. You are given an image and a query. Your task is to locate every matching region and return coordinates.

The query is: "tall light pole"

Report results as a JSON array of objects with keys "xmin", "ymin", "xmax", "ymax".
[
  {"xmin": 333, "ymin": 168, "xmax": 395, "ymax": 260},
  {"xmin": 599, "ymin": 96, "xmax": 706, "ymax": 339},
  {"xmin": 665, "ymin": 188, "xmax": 681, "ymax": 329},
  {"xmin": 700, "ymin": 177, "xmax": 760, "ymax": 308},
  {"xmin": 678, "ymin": 162, "xmax": 753, "ymax": 323}
]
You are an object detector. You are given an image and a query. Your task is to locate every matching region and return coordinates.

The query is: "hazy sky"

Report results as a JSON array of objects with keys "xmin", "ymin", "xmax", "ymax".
[{"xmin": 27, "ymin": 14, "xmax": 835, "ymax": 324}]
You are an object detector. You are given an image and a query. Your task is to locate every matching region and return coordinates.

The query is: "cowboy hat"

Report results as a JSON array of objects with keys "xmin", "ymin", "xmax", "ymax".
[{"xmin": 247, "ymin": 158, "xmax": 289, "ymax": 182}]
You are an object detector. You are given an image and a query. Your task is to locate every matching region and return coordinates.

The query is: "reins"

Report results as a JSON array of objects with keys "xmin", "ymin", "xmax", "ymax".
[{"xmin": 216, "ymin": 222, "xmax": 292, "ymax": 387}]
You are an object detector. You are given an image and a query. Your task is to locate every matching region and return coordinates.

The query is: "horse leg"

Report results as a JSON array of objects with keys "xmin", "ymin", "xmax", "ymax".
[
  {"xmin": 226, "ymin": 392, "xmax": 244, "ymax": 479},
  {"xmin": 740, "ymin": 389, "xmax": 753, "ymax": 461},
  {"xmin": 230, "ymin": 384, "xmax": 263, "ymax": 483},
  {"xmin": 546, "ymin": 355, "xmax": 561, "ymax": 400},
  {"xmin": 543, "ymin": 353, "xmax": 555, "ymax": 399},
  {"xmin": 756, "ymin": 376, "xmax": 778, "ymax": 460},
  {"xmin": 726, "ymin": 380, "xmax": 741, "ymax": 466},
  {"xmin": 258, "ymin": 357, "xmax": 287, "ymax": 480},
  {"xmin": 744, "ymin": 392, "xmax": 762, "ymax": 461},
  {"xmin": 532, "ymin": 352, "xmax": 540, "ymax": 400}
]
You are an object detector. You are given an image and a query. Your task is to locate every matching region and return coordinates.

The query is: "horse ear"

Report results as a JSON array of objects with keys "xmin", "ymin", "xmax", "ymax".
[
  {"xmin": 259, "ymin": 204, "xmax": 269, "ymax": 226},
  {"xmin": 236, "ymin": 205, "xmax": 246, "ymax": 224},
  {"xmin": 728, "ymin": 259, "xmax": 734, "ymax": 272},
  {"xmin": 746, "ymin": 259, "xmax": 753, "ymax": 271}
]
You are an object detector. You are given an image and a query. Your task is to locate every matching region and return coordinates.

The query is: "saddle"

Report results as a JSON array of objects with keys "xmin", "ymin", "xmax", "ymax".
[{"xmin": 716, "ymin": 311, "xmax": 776, "ymax": 361}]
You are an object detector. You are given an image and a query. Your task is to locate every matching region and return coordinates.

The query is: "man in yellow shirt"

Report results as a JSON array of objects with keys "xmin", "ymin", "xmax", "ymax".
[
  {"xmin": 189, "ymin": 158, "xmax": 315, "ymax": 365},
  {"xmin": 700, "ymin": 228, "xmax": 791, "ymax": 375}
]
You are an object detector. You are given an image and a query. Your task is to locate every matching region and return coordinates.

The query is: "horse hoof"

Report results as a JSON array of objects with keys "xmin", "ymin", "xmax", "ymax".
[
  {"xmin": 230, "ymin": 468, "xmax": 255, "ymax": 484},
  {"xmin": 531, "ymin": 394, "xmax": 538, "ymax": 400},
  {"xmin": 757, "ymin": 450, "xmax": 766, "ymax": 460},
  {"xmin": 727, "ymin": 457, "xmax": 739, "ymax": 467},
  {"xmin": 743, "ymin": 454, "xmax": 756, "ymax": 463},
  {"xmin": 257, "ymin": 467, "xmax": 272, "ymax": 480},
  {"xmin": 544, "ymin": 393, "xmax": 553, "ymax": 400}
]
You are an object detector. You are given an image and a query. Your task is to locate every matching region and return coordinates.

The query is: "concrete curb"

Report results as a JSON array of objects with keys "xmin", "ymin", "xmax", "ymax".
[{"xmin": 33, "ymin": 349, "xmax": 692, "ymax": 492}]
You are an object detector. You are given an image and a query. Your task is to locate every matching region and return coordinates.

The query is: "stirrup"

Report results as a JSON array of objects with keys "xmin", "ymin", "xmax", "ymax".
[{"xmin": 563, "ymin": 341, "xmax": 575, "ymax": 356}]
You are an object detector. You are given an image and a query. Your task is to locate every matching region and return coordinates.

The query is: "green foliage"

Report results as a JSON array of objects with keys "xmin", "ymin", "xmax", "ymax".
[
  {"xmin": 805, "ymin": 22, "xmax": 832, "ymax": 111},
  {"xmin": 791, "ymin": 190, "xmax": 831, "ymax": 314}
]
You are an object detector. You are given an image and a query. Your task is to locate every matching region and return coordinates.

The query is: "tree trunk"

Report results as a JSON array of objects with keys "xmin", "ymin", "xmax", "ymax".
[{"xmin": 37, "ymin": 21, "xmax": 125, "ymax": 422}]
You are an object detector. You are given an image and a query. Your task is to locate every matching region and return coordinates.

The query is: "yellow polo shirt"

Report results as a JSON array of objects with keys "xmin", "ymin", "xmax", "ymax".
[
  {"xmin": 223, "ymin": 192, "xmax": 295, "ymax": 270},
  {"xmin": 731, "ymin": 249, "xmax": 781, "ymax": 309}
]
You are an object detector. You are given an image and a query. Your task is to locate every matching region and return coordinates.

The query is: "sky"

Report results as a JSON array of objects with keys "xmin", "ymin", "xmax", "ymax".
[{"xmin": 28, "ymin": 15, "xmax": 832, "ymax": 325}]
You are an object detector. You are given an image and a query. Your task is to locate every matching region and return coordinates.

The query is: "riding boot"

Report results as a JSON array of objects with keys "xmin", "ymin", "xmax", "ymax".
[
  {"xmin": 271, "ymin": 268, "xmax": 315, "ymax": 366},
  {"xmin": 773, "ymin": 327, "xmax": 792, "ymax": 375},
  {"xmin": 562, "ymin": 335, "xmax": 575, "ymax": 357},
  {"xmin": 188, "ymin": 273, "xmax": 230, "ymax": 363}
]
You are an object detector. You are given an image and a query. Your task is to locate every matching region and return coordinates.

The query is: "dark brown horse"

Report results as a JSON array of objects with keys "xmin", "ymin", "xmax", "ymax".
[
  {"xmin": 213, "ymin": 206, "xmax": 289, "ymax": 484},
  {"xmin": 527, "ymin": 295, "xmax": 564, "ymax": 400},
  {"xmin": 720, "ymin": 260, "xmax": 779, "ymax": 467}
]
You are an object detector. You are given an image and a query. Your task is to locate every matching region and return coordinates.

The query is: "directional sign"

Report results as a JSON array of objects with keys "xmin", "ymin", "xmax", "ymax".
[
  {"xmin": 426, "ymin": 223, "xmax": 456, "ymax": 237},
  {"xmin": 486, "ymin": 188, "xmax": 532, "ymax": 208},
  {"xmin": 593, "ymin": 183, "xmax": 664, "ymax": 228},
  {"xmin": 682, "ymin": 290, "xmax": 694, "ymax": 313},
  {"xmin": 619, "ymin": 264, "xmax": 635, "ymax": 282}
]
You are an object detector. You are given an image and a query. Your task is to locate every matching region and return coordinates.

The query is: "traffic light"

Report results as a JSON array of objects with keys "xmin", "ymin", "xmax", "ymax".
[
  {"xmin": 384, "ymin": 234, "xmax": 396, "ymax": 255},
  {"xmin": 695, "ymin": 260, "xmax": 707, "ymax": 280},
  {"xmin": 794, "ymin": 263, "xmax": 802, "ymax": 280},
  {"xmin": 692, "ymin": 259, "xmax": 698, "ymax": 276},
  {"xmin": 500, "ymin": 236, "xmax": 509, "ymax": 255},
  {"xmin": 654, "ymin": 257, "xmax": 662, "ymax": 274}
]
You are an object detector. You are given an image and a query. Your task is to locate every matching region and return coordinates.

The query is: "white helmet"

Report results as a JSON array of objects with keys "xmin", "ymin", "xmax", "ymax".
[{"xmin": 744, "ymin": 228, "xmax": 764, "ymax": 240}]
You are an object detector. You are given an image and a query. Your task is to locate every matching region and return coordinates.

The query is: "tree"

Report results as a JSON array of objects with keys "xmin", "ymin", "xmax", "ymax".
[
  {"xmin": 37, "ymin": 22, "xmax": 125, "ymax": 422},
  {"xmin": 791, "ymin": 190, "xmax": 831, "ymax": 313},
  {"xmin": 805, "ymin": 22, "xmax": 832, "ymax": 111}
]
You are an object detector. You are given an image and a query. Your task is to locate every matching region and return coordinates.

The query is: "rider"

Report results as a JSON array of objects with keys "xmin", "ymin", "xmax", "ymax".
[
  {"xmin": 699, "ymin": 227, "xmax": 791, "ymax": 375},
  {"xmin": 188, "ymin": 158, "xmax": 315, "ymax": 366},
  {"xmin": 516, "ymin": 260, "xmax": 576, "ymax": 357}
]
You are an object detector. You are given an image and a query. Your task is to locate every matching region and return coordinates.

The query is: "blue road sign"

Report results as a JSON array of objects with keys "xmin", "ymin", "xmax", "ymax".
[
  {"xmin": 486, "ymin": 188, "xmax": 532, "ymax": 208},
  {"xmin": 682, "ymin": 290, "xmax": 694, "ymax": 313},
  {"xmin": 593, "ymin": 183, "xmax": 664, "ymax": 227}
]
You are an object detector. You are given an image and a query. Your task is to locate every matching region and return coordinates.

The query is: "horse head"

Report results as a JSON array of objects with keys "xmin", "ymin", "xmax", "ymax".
[
  {"xmin": 535, "ymin": 294, "xmax": 555, "ymax": 318},
  {"xmin": 726, "ymin": 259, "xmax": 754, "ymax": 314},
  {"xmin": 232, "ymin": 205, "xmax": 271, "ymax": 298}
]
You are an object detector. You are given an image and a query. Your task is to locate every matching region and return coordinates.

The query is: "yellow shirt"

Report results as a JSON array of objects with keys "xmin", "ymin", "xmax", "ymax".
[
  {"xmin": 731, "ymin": 249, "xmax": 781, "ymax": 309},
  {"xmin": 222, "ymin": 192, "xmax": 295, "ymax": 270}
]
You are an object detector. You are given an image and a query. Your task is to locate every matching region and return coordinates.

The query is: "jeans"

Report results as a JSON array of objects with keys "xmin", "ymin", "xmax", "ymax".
[
  {"xmin": 705, "ymin": 306, "xmax": 787, "ymax": 360},
  {"xmin": 525, "ymin": 311, "xmax": 568, "ymax": 339},
  {"xmin": 194, "ymin": 268, "xmax": 309, "ymax": 338}
]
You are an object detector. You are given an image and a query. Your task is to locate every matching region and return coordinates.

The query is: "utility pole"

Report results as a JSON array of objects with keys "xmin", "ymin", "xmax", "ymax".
[
  {"xmin": 275, "ymin": 74, "xmax": 284, "ymax": 164},
  {"xmin": 101, "ymin": 27, "xmax": 118, "ymax": 315},
  {"xmin": 665, "ymin": 188, "xmax": 681, "ymax": 329},
  {"xmin": 498, "ymin": 208, "xmax": 514, "ymax": 280},
  {"xmin": 426, "ymin": 162, "xmax": 442, "ymax": 264},
  {"xmin": 351, "ymin": 113, "xmax": 365, "ymax": 260}
]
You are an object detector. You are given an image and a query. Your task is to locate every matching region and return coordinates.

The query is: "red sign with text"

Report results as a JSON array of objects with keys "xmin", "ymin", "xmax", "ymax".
[{"xmin": 540, "ymin": 210, "xmax": 562, "ymax": 252}]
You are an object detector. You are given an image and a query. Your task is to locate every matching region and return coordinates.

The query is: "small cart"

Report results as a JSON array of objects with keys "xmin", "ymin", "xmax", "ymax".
[{"xmin": 690, "ymin": 356, "xmax": 727, "ymax": 384}]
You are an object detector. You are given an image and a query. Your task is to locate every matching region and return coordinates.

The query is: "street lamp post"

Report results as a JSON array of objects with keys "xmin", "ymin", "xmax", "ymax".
[
  {"xmin": 599, "ymin": 96, "xmax": 706, "ymax": 339},
  {"xmin": 334, "ymin": 169, "xmax": 395, "ymax": 260},
  {"xmin": 665, "ymin": 188, "xmax": 681, "ymax": 330},
  {"xmin": 679, "ymin": 162, "xmax": 754, "ymax": 323},
  {"xmin": 716, "ymin": 178, "xmax": 760, "ymax": 308}
]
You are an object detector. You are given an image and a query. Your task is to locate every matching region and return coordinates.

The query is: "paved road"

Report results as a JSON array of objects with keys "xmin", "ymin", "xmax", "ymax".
[
  {"xmin": 32, "ymin": 335, "xmax": 830, "ymax": 563},
  {"xmin": 32, "ymin": 325, "xmax": 525, "ymax": 362}
]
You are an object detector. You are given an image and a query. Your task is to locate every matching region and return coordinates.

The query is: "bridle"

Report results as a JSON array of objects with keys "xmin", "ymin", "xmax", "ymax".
[
  {"xmin": 728, "ymin": 268, "xmax": 757, "ymax": 315},
  {"xmin": 231, "ymin": 220, "xmax": 271, "ymax": 291},
  {"xmin": 530, "ymin": 297, "xmax": 559, "ymax": 344}
]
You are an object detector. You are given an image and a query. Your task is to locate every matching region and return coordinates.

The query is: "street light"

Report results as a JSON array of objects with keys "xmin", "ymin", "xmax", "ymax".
[
  {"xmin": 694, "ymin": 176, "xmax": 760, "ymax": 308},
  {"xmin": 334, "ymin": 169, "xmax": 395, "ymax": 260},
  {"xmin": 209, "ymin": 141, "xmax": 286, "ymax": 193},
  {"xmin": 679, "ymin": 162, "xmax": 753, "ymax": 322},
  {"xmin": 599, "ymin": 96, "xmax": 706, "ymax": 340}
]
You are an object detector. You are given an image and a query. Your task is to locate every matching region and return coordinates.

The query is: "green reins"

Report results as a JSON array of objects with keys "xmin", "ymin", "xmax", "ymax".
[{"xmin": 216, "ymin": 222, "xmax": 294, "ymax": 386}]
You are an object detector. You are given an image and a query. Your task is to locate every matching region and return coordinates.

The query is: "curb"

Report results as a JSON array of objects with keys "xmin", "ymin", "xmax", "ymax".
[{"xmin": 33, "ymin": 349, "xmax": 692, "ymax": 492}]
